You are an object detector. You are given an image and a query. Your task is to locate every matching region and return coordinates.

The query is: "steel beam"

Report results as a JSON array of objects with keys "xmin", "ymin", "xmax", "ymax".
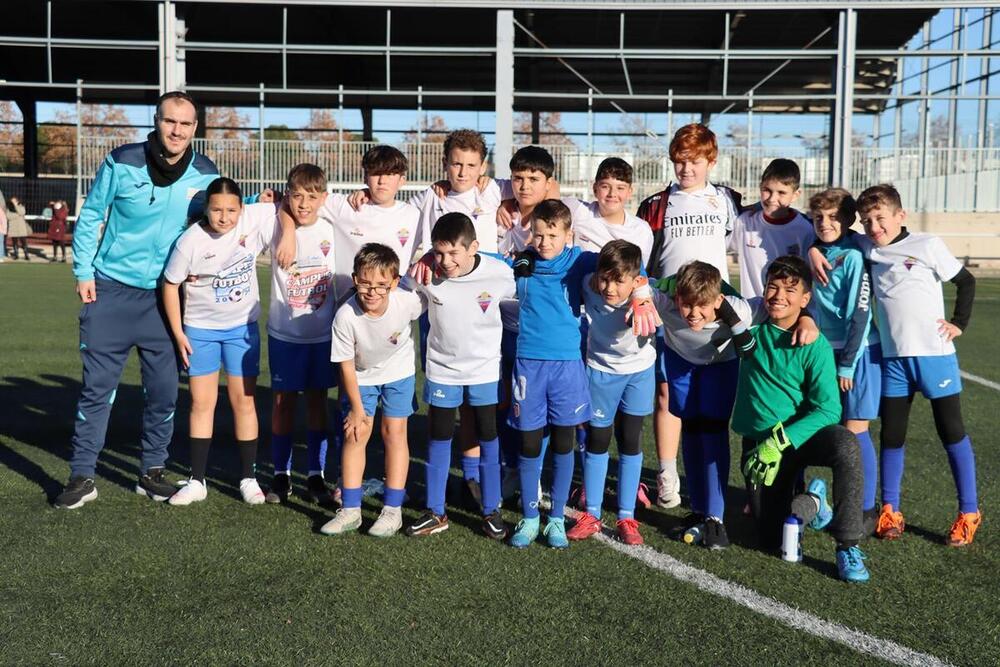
[{"xmin": 494, "ymin": 9, "xmax": 514, "ymax": 178}]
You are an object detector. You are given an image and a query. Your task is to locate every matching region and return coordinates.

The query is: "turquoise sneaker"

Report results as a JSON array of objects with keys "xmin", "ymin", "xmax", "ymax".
[
  {"xmin": 806, "ymin": 478, "xmax": 833, "ymax": 531},
  {"xmin": 510, "ymin": 517, "xmax": 540, "ymax": 548},
  {"xmin": 544, "ymin": 516, "xmax": 569, "ymax": 549},
  {"xmin": 836, "ymin": 546, "xmax": 870, "ymax": 583}
]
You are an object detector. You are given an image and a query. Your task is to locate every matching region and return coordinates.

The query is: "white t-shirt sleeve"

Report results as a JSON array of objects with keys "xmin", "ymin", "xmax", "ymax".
[
  {"xmin": 330, "ymin": 305, "xmax": 358, "ymax": 363},
  {"xmin": 241, "ymin": 203, "xmax": 277, "ymax": 253},
  {"xmin": 929, "ymin": 235, "xmax": 963, "ymax": 281},
  {"xmin": 163, "ymin": 233, "xmax": 194, "ymax": 285}
]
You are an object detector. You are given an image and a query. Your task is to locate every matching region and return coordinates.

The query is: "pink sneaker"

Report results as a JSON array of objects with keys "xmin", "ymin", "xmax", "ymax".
[{"xmin": 636, "ymin": 482, "xmax": 652, "ymax": 509}]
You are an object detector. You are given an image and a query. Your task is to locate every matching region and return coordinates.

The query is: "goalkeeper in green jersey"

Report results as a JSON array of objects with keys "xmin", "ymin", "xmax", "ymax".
[{"xmin": 732, "ymin": 255, "xmax": 870, "ymax": 583}]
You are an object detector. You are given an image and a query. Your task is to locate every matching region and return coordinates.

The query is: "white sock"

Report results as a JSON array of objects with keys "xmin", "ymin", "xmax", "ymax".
[{"xmin": 659, "ymin": 459, "xmax": 677, "ymax": 475}]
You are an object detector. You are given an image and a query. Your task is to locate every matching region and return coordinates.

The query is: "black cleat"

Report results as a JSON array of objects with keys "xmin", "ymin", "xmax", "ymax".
[
  {"xmin": 703, "ymin": 518, "xmax": 730, "ymax": 550},
  {"xmin": 265, "ymin": 473, "xmax": 291, "ymax": 504},
  {"xmin": 303, "ymin": 474, "xmax": 335, "ymax": 506},
  {"xmin": 54, "ymin": 477, "xmax": 98, "ymax": 509},
  {"xmin": 669, "ymin": 512, "xmax": 706, "ymax": 541},
  {"xmin": 135, "ymin": 467, "xmax": 175, "ymax": 501},
  {"xmin": 482, "ymin": 511, "xmax": 508, "ymax": 540},
  {"xmin": 405, "ymin": 511, "xmax": 449, "ymax": 537}
]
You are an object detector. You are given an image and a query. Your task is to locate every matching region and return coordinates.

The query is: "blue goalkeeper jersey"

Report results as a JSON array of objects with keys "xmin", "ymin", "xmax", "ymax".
[{"xmin": 812, "ymin": 235, "xmax": 878, "ymax": 379}]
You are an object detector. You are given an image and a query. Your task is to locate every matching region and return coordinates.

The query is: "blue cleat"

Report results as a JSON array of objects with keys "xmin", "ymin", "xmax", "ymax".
[
  {"xmin": 807, "ymin": 478, "xmax": 833, "ymax": 531},
  {"xmin": 544, "ymin": 516, "xmax": 569, "ymax": 549},
  {"xmin": 836, "ymin": 546, "xmax": 870, "ymax": 583},
  {"xmin": 509, "ymin": 516, "xmax": 540, "ymax": 548}
]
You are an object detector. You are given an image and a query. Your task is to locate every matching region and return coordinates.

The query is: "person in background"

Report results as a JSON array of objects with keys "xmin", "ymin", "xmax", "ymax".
[
  {"xmin": 6, "ymin": 196, "xmax": 31, "ymax": 261},
  {"xmin": 48, "ymin": 199, "xmax": 69, "ymax": 263}
]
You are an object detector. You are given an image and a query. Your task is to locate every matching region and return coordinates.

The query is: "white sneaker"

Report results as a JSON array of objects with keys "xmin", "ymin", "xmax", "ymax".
[
  {"xmin": 240, "ymin": 478, "xmax": 266, "ymax": 505},
  {"xmin": 168, "ymin": 478, "xmax": 207, "ymax": 506},
  {"xmin": 369, "ymin": 506, "xmax": 403, "ymax": 538},
  {"xmin": 656, "ymin": 468, "xmax": 681, "ymax": 509},
  {"xmin": 320, "ymin": 507, "xmax": 362, "ymax": 536}
]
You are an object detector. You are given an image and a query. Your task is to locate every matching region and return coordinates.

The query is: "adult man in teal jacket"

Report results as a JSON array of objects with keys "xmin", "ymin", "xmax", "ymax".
[{"xmin": 56, "ymin": 91, "xmax": 219, "ymax": 509}]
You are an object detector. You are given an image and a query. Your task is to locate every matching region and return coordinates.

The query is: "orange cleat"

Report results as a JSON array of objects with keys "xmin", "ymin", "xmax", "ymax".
[
  {"xmin": 616, "ymin": 518, "xmax": 643, "ymax": 546},
  {"xmin": 947, "ymin": 511, "xmax": 982, "ymax": 547},
  {"xmin": 567, "ymin": 512, "xmax": 602, "ymax": 541},
  {"xmin": 876, "ymin": 503, "xmax": 906, "ymax": 540}
]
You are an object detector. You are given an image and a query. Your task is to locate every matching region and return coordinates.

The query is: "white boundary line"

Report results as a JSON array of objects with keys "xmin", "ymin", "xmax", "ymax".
[
  {"xmin": 576, "ymin": 517, "xmax": 952, "ymax": 666},
  {"xmin": 961, "ymin": 370, "xmax": 1000, "ymax": 392}
]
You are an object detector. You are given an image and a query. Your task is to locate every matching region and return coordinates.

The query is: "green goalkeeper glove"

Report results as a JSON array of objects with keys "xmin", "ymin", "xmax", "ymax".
[{"xmin": 742, "ymin": 422, "xmax": 793, "ymax": 487}]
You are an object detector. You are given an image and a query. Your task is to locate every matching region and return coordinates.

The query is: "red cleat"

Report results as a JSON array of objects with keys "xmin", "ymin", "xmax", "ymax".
[
  {"xmin": 616, "ymin": 518, "xmax": 643, "ymax": 545},
  {"xmin": 567, "ymin": 512, "xmax": 603, "ymax": 541}
]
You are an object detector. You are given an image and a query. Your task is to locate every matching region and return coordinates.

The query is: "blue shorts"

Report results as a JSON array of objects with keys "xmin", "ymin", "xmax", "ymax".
[
  {"xmin": 342, "ymin": 375, "xmax": 417, "ymax": 418},
  {"xmin": 837, "ymin": 344, "xmax": 882, "ymax": 421},
  {"xmin": 654, "ymin": 333, "xmax": 670, "ymax": 385},
  {"xmin": 882, "ymin": 354, "xmax": 962, "ymax": 400},
  {"xmin": 185, "ymin": 323, "xmax": 260, "ymax": 378},
  {"xmin": 509, "ymin": 358, "xmax": 592, "ymax": 430},
  {"xmin": 587, "ymin": 365, "xmax": 655, "ymax": 428},
  {"xmin": 423, "ymin": 378, "xmax": 499, "ymax": 408},
  {"xmin": 268, "ymin": 337, "xmax": 338, "ymax": 392},
  {"xmin": 663, "ymin": 346, "xmax": 739, "ymax": 422}
]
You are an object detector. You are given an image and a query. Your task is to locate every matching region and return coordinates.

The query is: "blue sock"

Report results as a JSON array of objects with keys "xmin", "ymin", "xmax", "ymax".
[
  {"xmin": 426, "ymin": 439, "xmax": 452, "ymax": 516},
  {"xmin": 383, "ymin": 486, "xmax": 405, "ymax": 508},
  {"xmin": 575, "ymin": 427, "xmax": 587, "ymax": 476},
  {"xmin": 461, "ymin": 454, "xmax": 480, "ymax": 482},
  {"xmin": 583, "ymin": 451, "xmax": 610, "ymax": 516},
  {"xmin": 550, "ymin": 451, "xmax": 575, "ymax": 520},
  {"xmin": 271, "ymin": 433, "xmax": 293, "ymax": 474},
  {"xmin": 856, "ymin": 430, "xmax": 878, "ymax": 512},
  {"xmin": 306, "ymin": 430, "xmax": 328, "ymax": 476},
  {"xmin": 617, "ymin": 452, "xmax": 643, "ymax": 520},
  {"xmin": 341, "ymin": 486, "xmax": 362, "ymax": 509},
  {"xmin": 479, "ymin": 438, "xmax": 501, "ymax": 514},
  {"xmin": 881, "ymin": 445, "xmax": 905, "ymax": 511},
  {"xmin": 702, "ymin": 431, "xmax": 730, "ymax": 520},
  {"xmin": 944, "ymin": 435, "xmax": 978, "ymax": 513},
  {"xmin": 519, "ymin": 454, "xmax": 543, "ymax": 519},
  {"xmin": 680, "ymin": 430, "xmax": 705, "ymax": 514}
]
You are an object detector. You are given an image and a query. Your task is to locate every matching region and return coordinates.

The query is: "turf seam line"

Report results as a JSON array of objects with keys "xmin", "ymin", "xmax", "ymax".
[
  {"xmin": 960, "ymin": 370, "xmax": 1000, "ymax": 392},
  {"xmin": 578, "ymin": 520, "xmax": 952, "ymax": 667}
]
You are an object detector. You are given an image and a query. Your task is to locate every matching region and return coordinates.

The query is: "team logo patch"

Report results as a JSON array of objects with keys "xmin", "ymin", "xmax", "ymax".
[
  {"xmin": 388, "ymin": 331, "xmax": 402, "ymax": 345},
  {"xmin": 202, "ymin": 252, "xmax": 217, "ymax": 260},
  {"xmin": 397, "ymin": 228, "xmax": 410, "ymax": 246},
  {"xmin": 349, "ymin": 227, "xmax": 364, "ymax": 237},
  {"xmin": 432, "ymin": 296, "xmax": 444, "ymax": 306},
  {"xmin": 903, "ymin": 257, "xmax": 917, "ymax": 271},
  {"xmin": 472, "ymin": 206, "xmax": 484, "ymax": 219},
  {"xmin": 786, "ymin": 244, "xmax": 800, "ymax": 256},
  {"xmin": 319, "ymin": 240, "xmax": 331, "ymax": 256},
  {"xmin": 477, "ymin": 291, "xmax": 492, "ymax": 313},
  {"xmin": 238, "ymin": 234, "xmax": 247, "ymax": 248},
  {"xmin": 832, "ymin": 255, "xmax": 846, "ymax": 269},
  {"xmin": 707, "ymin": 196, "xmax": 720, "ymax": 210}
]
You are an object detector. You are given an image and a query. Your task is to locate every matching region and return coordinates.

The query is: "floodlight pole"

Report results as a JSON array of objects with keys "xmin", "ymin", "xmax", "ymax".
[
  {"xmin": 75, "ymin": 79, "xmax": 82, "ymax": 207},
  {"xmin": 494, "ymin": 9, "xmax": 514, "ymax": 179},
  {"xmin": 974, "ymin": 10, "xmax": 993, "ymax": 211},
  {"xmin": 830, "ymin": 7, "xmax": 856, "ymax": 188},
  {"xmin": 916, "ymin": 21, "xmax": 931, "ymax": 210},
  {"xmin": 338, "ymin": 84, "xmax": 344, "ymax": 184},
  {"xmin": 745, "ymin": 91, "xmax": 753, "ymax": 194},
  {"xmin": 258, "ymin": 82, "xmax": 265, "ymax": 192}
]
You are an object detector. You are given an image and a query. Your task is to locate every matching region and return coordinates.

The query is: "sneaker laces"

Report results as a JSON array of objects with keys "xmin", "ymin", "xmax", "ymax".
[
  {"xmin": 949, "ymin": 513, "xmax": 975, "ymax": 542},
  {"xmin": 617, "ymin": 517, "xmax": 640, "ymax": 533},
  {"xmin": 877, "ymin": 507, "xmax": 901, "ymax": 533},
  {"xmin": 843, "ymin": 546, "xmax": 867, "ymax": 569}
]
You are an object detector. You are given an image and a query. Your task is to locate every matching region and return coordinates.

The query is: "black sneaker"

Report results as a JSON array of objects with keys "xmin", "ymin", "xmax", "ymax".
[
  {"xmin": 482, "ymin": 511, "xmax": 508, "ymax": 540},
  {"xmin": 405, "ymin": 511, "xmax": 449, "ymax": 537},
  {"xmin": 135, "ymin": 467, "xmax": 175, "ymax": 501},
  {"xmin": 265, "ymin": 473, "xmax": 291, "ymax": 504},
  {"xmin": 462, "ymin": 478, "xmax": 483, "ymax": 512},
  {"xmin": 668, "ymin": 512, "xmax": 706, "ymax": 541},
  {"xmin": 54, "ymin": 477, "xmax": 98, "ymax": 509},
  {"xmin": 303, "ymin": 474, "xmax": 334, "ymax": 506},
  {"xmin": 703, "ymin": 518, "xmax": 730, "ymax": 550}
]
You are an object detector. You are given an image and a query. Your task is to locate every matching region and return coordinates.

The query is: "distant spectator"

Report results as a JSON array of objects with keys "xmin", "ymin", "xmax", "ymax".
[
  {"xmin": 6, "ymin": 197, "xmax": 31, "ymax": 261},
  {"xmin": 48, "ymin": 199, "xmax": 69, "ymax": 263},
  {"xmin": 0, "ymin": 190, "xmax": 6, "ymax": 263}
]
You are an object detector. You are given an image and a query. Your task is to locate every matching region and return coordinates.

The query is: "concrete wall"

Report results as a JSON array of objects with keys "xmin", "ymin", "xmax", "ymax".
[{"xmin": 900, "ymin": 212, "xmax": 1000, "ymax": 269}]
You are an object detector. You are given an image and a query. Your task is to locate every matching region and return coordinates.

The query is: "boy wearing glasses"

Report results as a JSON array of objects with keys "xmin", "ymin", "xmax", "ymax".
[{"xmin": 322, "ymin": 243, "xmax": 425, "ymax": 537}]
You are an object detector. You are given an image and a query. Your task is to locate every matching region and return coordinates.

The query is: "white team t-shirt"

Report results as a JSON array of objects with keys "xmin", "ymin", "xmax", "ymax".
[
  {"xmin": 566, "ymin": 199, "xmax": 654, "ymax": 268},
  {"xmin": 658, "ymin": 183, "xmax": 737, "ymax": 280},
  {"xmin": 412, "ymin": 181, "xmax": 503, "ymax": 254},
  {"xmin": 730, "ymin": 209, "xmax": 816, "ymax": 299},
  {"xmin": 164, "ymin": 203, "xmax": 275, "ymax": 329},
  {"xmin": 403, "ymin": 254, "xmax": 516, "ymax": 385},
  {"xmin": 266, "ymin": 219, "xmax": 338, "ymax": 344},
  {"xmin": 497, "ymin": 218, "xmax": 532, "ymax": 333},
  {"xmin": 582, "ymin": 277, "xmax": 656, "ymax": 375},
  {"xmin": 330, "ymin": 288, "xmax": 425, "ymax": 386},
  {"xmin": 652, "ymin": 291, "xmax": 754, "ymax": 365},
  {"xmin": 318, "ymin": 194, "xmax": 421, "ymax": 303},
  {"xmin": 860, "ymin": 232, "xmax": 963, "ymax": 357}
]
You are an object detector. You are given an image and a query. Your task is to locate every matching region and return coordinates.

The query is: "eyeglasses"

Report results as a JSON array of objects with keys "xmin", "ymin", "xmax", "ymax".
[{"xmin": 355, "ymin": 283, "xmax": 392, "ymax": 295}]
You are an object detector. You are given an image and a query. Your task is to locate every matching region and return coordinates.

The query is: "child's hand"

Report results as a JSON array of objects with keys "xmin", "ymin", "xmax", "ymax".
[
  {"xmin": 937, "ymin": 319, "xmax": 963, "ymax": 342},
  {"xmin": 347, "ymin": 188, "xmax": 371, "ymax": 211},
  {"xmin": 431, "ymin": 180, "xmax": 450, "ymax": 200},
  {"xmin": 808, "ymin": 246, "xmax": 832, "ymax": 287},
  {"xmin": 257, "ymin": 188, "xmax": 275, "ymax": 203},
  {"xmin": 409, "ymin": 251, "xmax": 436, "ymax": 284},
  {"xmin": 626, "ymin": 277, "xmax": 661, "ymax": 337},
  {"xmin": 274, "ymin": 231, "xmax": 296, "ymax": 270},
  {"xmin": 497, "ymin": 199, "xmax": 517, "ymax": 230},
  {"xmin": 838, "ymin": 376, "xmax": 854, "ymax": 392},
  {"xmin": 791, "ymin": 315, "xmax": 819, "ymax": 346},
  {"xmin": 76, "ymin": 279, "xmax": 97, "ymax": 304},
  {"xmin": 477, "ymin": 174, "xmax": 491, "ymax": 193},
  {"xmin": 343, "ymin": 409, "xmax": 372, "ymax": 444},
  {"xmin": 174, "ymin": 332, "xmax": 193, "ymax": 369}
]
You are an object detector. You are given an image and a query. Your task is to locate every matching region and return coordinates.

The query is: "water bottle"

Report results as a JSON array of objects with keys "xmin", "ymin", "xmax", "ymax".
[
  {"xmin": 781, "ymin": 515, "xmax": 803, "ymax": 562},
  {"xmin": 683, "ymin": 522, "xmax": 705, "ymax": 545}
]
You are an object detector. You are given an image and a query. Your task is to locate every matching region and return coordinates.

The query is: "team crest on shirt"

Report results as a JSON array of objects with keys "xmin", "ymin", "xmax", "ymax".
[
  {"xmin": 477, "ymin": 292, "xmax": 492, "ymax": 313},
  {"xmin": 707, "ymin": 197, "xmax": 720, "ymax": 210},
  {"xmin": 319, "ymin": 240, "xmax": 331, "ymax": 256},
  {"xmin": 903, "ymin": 257, "xmax": 917, "ymax": 271},
  {"xmin": 397, "ymin": 228, "xmax": 410, "ymax": 246},
  {"xmin": 432, "ymin": 296, "xmax": 444, "ymax": 306},
  {"xmin": 238, "ymin": 234, "xmax": 247, "ymax": 248},
  {"xmin": 388, "ymin": 330, "xmax": 402, "ymax": 345},
  {"xmin": 832, "ymin": 254, "xmax": 846, "ymax": 269},
  {"xmin": 472, "ymin": 206, "xmax": 483, "ymax": 219}
]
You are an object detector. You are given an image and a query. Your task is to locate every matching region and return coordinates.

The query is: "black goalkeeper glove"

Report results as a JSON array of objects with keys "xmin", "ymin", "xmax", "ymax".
[{"xmin": 513, "ymin": 251, "xmax": 536, "ymax": 278}]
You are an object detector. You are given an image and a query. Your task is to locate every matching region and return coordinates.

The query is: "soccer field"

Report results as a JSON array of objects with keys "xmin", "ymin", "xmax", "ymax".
[{"xmin": 1, "ymin": 264, "xmax": 997, "ymax": 666}]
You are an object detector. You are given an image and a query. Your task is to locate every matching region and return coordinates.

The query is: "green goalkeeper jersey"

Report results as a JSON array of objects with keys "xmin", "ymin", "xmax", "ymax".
[{"xmin": 731, "ymin": 321, "xmax": 841, "ymax": 447}]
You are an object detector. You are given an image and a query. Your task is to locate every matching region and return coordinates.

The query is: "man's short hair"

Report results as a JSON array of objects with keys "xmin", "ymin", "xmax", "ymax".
[
  {"xmin": 353, "ymin": 242, "xmax": 400, "ymax": 279},
  {"xmin": 761, "ymin": 158, "xmax": 801, "ymax": 190},
  {"xmin": 286, "ymin": 163, "xmax": 327, "ymax": 193},
  {"xmin": 808, "ymin": 188, "xmax": 857, "ymax": 226},
  {"xmin": 532, "ymin": 199, "xmax": 572, "ymax": 230},
  {"xmin": 669, "ymin": 124, "xmax": 718, "ymax": 164},
  {"xmin": 510, "ymin": 146, "xmax": 555, "ymax": 179},
  {"xmin": 857, "ymin": 184, "xmax": 903, "ymax": 216},
  {"xmin": 443, "ymin": 129, "xmax": 488, "ymax": 162},
  {"xmin": 596, "ymin": 240, "xmax": 642, "ymax": 281},
  {"xmin": 766, "ymin": 255, "xmax": 813, "ymax": 292},
  {"xmin": 430, "ymin": 212, "xmax": 477, "ymax": 249},
  {"xmin": 155, "ymin": 91, "xmax": 198, "ymax": 118},
  {"xmin": 594, "ymin": 157, "xmax": 633, "ymax": 185},
  {"xmin": 675, "ymin": 261, "xmax": 722, "ymax": 305},
  {"xmin": 362, "ymin": 145, "xmax": 408, "ymax": 176}
]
